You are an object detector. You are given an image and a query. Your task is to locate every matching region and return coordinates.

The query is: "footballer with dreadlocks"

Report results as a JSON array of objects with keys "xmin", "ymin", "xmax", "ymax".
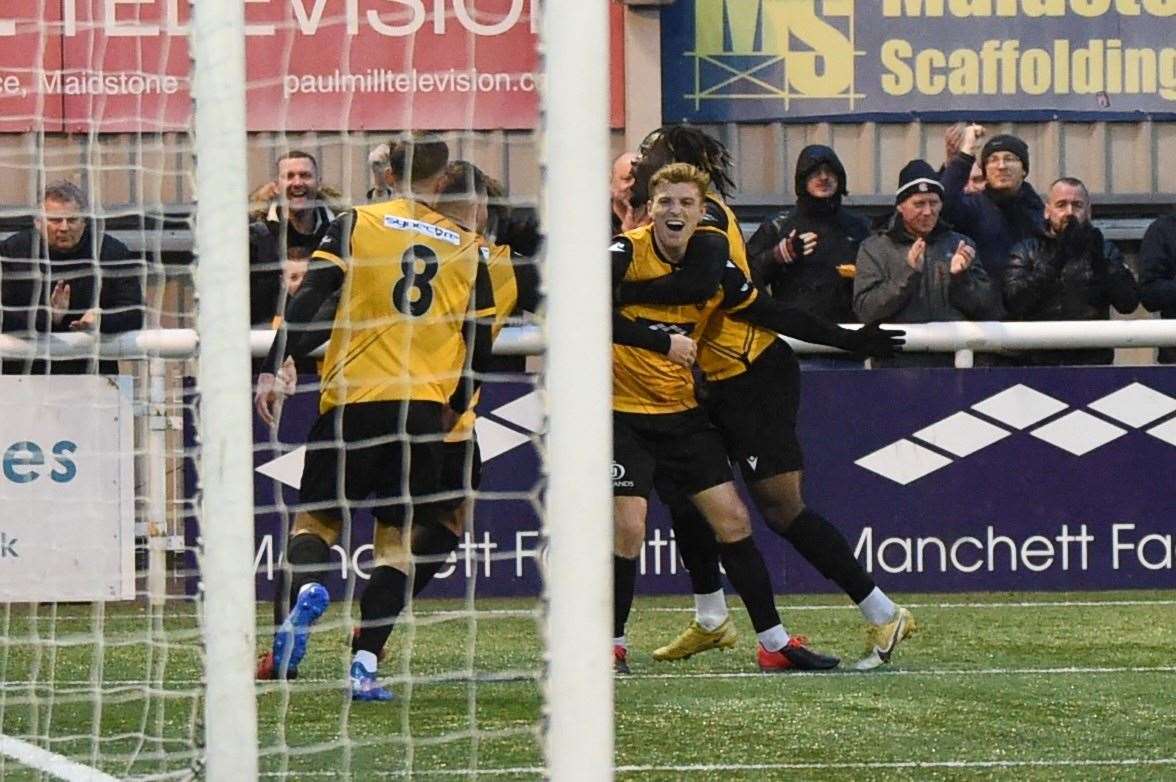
[{"xmin": 614, "ymin": 125, "xmax": 917, "ymax": 672}]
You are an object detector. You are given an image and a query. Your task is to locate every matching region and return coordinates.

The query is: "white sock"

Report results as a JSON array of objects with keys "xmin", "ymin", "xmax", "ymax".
[
  {"xmin": 694, "ymin": 589, "xmax": 729, "ymax": 631},
  {"xmin": 756, "ymin": 625, "xmax": 789, "ymax": 652},
  {"xmin": 858, "ymin": 587, "xmax": 899, "ymax": 626},
  {"xmin": 612, "ymin": 635, "xmax": 626, "ymax": 649},
  {"xmin": 353, "ymin": 650, "xmax": 378, "ymax": 673}
]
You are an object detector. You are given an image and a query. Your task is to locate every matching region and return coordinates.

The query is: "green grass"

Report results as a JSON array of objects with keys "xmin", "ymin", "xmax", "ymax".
[{"xmin": 1, "ymin": 592, "xmax": 1175, "ymax": 780}]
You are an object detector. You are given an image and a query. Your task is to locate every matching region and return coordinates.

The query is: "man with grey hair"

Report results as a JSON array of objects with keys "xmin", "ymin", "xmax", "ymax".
[{"xmin": 0, "ymin": 180, "xmax": 143, "ymax": 374}]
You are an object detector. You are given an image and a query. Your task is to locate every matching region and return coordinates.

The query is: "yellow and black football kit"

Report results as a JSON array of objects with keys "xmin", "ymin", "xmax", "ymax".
[
  {"xmin": 613, "ymin": 195, "xmax": 870, "ymax": 485},
  {"xmin": 693, "ymin": 196, "xmax": 779, "ymax": 382},
  {"xmin": 610, "ymin": 223, "xmax": 757, "ymax": 499},
  {"xmin": 273, "ymin": 198, "xmax": 496, "ymax": 525},
  {"xmin": 437, "ymin": 240, "xmax": 541, "ymax": 507},
  {"xmin": 312, "ymin": 199, "xmax": 495, "ymax": 412}
]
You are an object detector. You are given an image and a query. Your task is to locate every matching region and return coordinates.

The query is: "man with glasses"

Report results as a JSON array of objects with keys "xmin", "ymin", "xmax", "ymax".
[{"xmin": 941, "ymin": 124, "xmax": 1044, "ymax": 298}]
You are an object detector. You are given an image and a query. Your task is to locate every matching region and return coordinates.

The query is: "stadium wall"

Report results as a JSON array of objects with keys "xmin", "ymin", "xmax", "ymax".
[{"xmin": 0, "ymin": 120, "xmax": 1172, "ymax": 214}]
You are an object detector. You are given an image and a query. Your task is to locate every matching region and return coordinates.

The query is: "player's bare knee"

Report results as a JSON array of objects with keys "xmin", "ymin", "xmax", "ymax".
[
  {"xmin": 707, "ymin": 505, "xmax": 751, "ymax": 543},
  {"xmin": 615, "ymin": 519, "xmax": 645, "ymax": 558},
  {"xmin": 751, "ymin": 474, "xmax": 805, "ymax": 533},
  {"xmin": 291, "ymin": 511, "xmax": 342, "ymax": 547}
]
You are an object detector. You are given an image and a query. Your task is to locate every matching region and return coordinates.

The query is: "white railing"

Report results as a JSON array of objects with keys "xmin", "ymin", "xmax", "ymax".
[{"xmin": 3, "ymin": 320, "xmax": 1175, "ymax": 364}]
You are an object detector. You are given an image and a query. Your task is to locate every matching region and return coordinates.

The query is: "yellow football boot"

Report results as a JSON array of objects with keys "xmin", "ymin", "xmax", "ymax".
[
  {"xmin": 853, "ymin": 606, "xmax": 917, "ymax": 671},
  {"xmin": 652, "ymin": 617, "xmax": 738, "ymax": 661}
]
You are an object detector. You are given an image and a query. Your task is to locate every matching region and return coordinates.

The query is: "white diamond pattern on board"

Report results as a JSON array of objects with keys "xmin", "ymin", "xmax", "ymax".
[
  {"xmin": 489, "ymin": 390, "xmax": 545, "ymax": 433},
  {"xmin": 255, "ymin": 445, "xmax": 306, "ymax": 489},
  {"xmin": 1086, "ymin": 383, "xmax": 1176, "ymax": 428},
  {"xmin": 474, "ymin": 416, "xmax": 533, "ymax": 462},
  {"xmin": 971, "ymin": 384, "xmax": 1069, "ymax": 430},
  {"xmin": 1029, "ymin": 410, "xmax": 1128, "ymax": 456},
  {"xmin": 854, "ymin": 439, "xmax": 954, "ymax": 485},
  {"xmin": 1145, "ymin": 416, "xmax": 1176, "ymax": 448},
  {"xmin": 912, "ymin": 412, "xmax": 1011, "ymax": 457}
]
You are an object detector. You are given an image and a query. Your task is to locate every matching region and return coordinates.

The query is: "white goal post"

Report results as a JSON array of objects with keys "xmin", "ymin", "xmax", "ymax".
[
  {"xmin": 191, "ymin": 2, "xmax": 258, "ymax": 779},
  {"xmin": 541, "ymin": 0, "xmax": 615, "ymax": 779}
]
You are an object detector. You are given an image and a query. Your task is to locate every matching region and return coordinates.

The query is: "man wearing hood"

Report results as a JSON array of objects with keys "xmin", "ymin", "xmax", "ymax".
[
  {"xmin": 941, "ymin": 125, "xmax": 1044, "ymax": 290},
  {"xmin": 854, "ymin": 160, "xmax": 1002, "ymax": 366},
  {"xmin": 746, "ymin": 145, "xmax": 870, "ymax": 332},
  {"xmin": 0, "ymin": 180, "xmax": 143, "ymax": 375}
]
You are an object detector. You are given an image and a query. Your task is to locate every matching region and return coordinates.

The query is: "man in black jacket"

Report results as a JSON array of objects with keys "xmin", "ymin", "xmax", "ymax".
[
  {"xmin": 1003, "ymin": 177, "xmax": 1139, "ymax": 366},
  {"xmin": 747, "ymin": 145, "xmax": 870, "ymax": 330},
  {"xmin": 0, "ymin": 180, "xmax": 143, "ymax": 374},
  {"xmin": 248, "ymin": 150, "xmax": 335, "ymax": 326},
  {"xmin": 941, "ymin": 125, "xmax": 1044, "ymax": 290},
  {"xmin": 1139, "ymin": 211, "xmax": 1176, "ymax": 364}
]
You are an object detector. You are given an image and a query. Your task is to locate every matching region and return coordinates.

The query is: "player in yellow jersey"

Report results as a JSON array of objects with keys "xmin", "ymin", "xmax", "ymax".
[
  {"xmin": 623, "ymin": 127, "xmax": 916, "ymax": 671},
  {"xmin": 254, "ymin": 135, "xmax": 497, "ymax": 700},
  {"xmin": 611, "ymin": 163, "xmax": 846, "ymax": 674},
  {"xmin": 369, "ymin": 161, "xmax": 542, "ymax": 615}
]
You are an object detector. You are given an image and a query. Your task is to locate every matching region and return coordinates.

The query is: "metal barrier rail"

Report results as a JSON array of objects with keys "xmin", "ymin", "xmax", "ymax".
[{"xmin": 2, "ymin": 320, "xmax": 1175, "ymax": 364}]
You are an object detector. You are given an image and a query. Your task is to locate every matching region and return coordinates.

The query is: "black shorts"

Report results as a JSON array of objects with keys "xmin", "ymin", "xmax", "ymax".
[
  {"xmin": 299, "ymin": 400, "xmax": 445, "ymax": 525},
  {"xmin": 612, "ymin": 408, "xmax": 732, "ymax": 499},
  {"xmin": 705, "ymin": 340, "xmax": 803, "ymax": 482},
  {"xmin": 435, "ymin": 437, "xmax": 483, "ymax": 512}
]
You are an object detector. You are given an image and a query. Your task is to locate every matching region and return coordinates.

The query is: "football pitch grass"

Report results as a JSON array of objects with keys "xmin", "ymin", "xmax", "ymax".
[{"xmin": 1, "ymin": 591, "xmax": 1174, "ymax": 780}]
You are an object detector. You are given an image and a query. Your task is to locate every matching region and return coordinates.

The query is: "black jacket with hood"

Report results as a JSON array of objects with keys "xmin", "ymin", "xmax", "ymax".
[{"xmin": 746, "ymin": 145, "xmax": 870, "ymax": 324}]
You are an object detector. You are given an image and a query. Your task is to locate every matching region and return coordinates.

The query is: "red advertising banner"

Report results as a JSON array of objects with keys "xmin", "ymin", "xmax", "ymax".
[{"xmin": 0, "ymin": 0, "xmax": 624, "ymax": 133}]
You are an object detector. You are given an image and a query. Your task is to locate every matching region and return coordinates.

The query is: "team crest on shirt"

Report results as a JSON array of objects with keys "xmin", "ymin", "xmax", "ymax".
[{"xmin": 384, "ymin": 215, "xmax": 461, "ymax": 245}]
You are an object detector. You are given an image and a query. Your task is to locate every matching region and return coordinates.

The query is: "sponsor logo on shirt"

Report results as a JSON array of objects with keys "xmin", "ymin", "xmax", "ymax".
[{"xmin": 384, "ymin": 215, "xmax": 461, "ymax": 246}]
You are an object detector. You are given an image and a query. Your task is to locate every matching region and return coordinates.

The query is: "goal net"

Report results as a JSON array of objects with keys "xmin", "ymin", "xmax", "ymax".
[{"xmin": 0, "ymin": 1, "xmax": 612, "ymax": 779}]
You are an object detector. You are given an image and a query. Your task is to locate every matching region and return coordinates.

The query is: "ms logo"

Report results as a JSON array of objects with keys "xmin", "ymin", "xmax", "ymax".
[{"xmin": 688, "ymin": 0, "xmax": 860, "ymax": 110}]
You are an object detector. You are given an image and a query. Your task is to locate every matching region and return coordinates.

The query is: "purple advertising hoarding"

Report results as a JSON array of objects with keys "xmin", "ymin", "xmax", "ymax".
[{"xmin": 248, "ymin": 365, "xmax": 1176, "ymax": 599}]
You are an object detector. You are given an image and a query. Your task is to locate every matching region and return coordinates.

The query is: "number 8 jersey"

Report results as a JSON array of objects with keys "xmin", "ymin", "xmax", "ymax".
[{"xmin": 311, "ymin": 198, "xmax": 494, "ymax": 413}]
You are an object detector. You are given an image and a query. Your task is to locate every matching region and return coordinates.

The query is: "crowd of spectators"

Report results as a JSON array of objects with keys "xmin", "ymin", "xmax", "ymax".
[
  {"xmin": 731, "ymin": 122, "xmax": 1173, "ymax": 368},
  {"xmin": 2, "ymin": 123, "xmax": 1175, "ymax": 375}
]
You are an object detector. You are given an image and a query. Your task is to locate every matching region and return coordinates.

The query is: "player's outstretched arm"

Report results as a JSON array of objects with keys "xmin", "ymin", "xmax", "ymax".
[{"xmin": 722, "ymin": 264, "xmax": 904, "ymax": 358}]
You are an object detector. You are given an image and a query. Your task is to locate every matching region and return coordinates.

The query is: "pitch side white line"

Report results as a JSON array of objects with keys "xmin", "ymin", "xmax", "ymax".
[
  {"xmin": 64, "ymin": 597, "xmax": 1176, "ymax": 622},
  {"xmin": 642, "ymin": 598, "xmax": 1176, "ymax": 612},
  {"xmin": 622, "ymin": 664, "xmax": 1176, "ymax": 680},
  {"xmin": 0, "ymin": 734, "xmax": 120, "ymax": 782},
  {"xmin": 34, "ymin": 663, "xmax": 1176, "ymax": 688},
  {"xmin": 257, "ymin": 757, "xmax": 1176, "ymax": 777}
]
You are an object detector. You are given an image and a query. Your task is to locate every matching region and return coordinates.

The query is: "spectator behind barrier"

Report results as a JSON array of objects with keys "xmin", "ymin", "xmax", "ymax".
[
  {"xmin": 853, "ymin": 160, "xmax": 1002, "ymax": 367},
  {"xmin": 247, "ymin": 150, "xmax": 336, "ymax": 327},
  {"xmin": 1003, "ymin": 177, "xmax": 1139, "ymax": 367},
  {"xmin": 0, "ymin": 180, "xmax": 144, "ymax": 375},
  {"xmin": 610, "ymin": 151, "xmax": 641, "ymax": 234},
  {"xmin": 941, "ymin": 124, "xmax": 1044, "ymax": 289},
  {"xmin": 940, "ymin": 124, "xmax": 985, "ymax": 195},
  {"xmin": 746, "ymin": 145, "xmax": 870, "ymax": 327},
  {"xmin": 366, "ymin": 142, "xmax": 394, "ymax": 203},
  {"xmin": 1138, "ymin": 211, "xmax": 1176, "ymax": 364}
]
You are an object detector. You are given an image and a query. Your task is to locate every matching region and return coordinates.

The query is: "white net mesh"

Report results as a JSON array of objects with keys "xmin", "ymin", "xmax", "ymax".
[{"xmin": 0, "ymin": 2, "xmax": 565, "ymax": 778}]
